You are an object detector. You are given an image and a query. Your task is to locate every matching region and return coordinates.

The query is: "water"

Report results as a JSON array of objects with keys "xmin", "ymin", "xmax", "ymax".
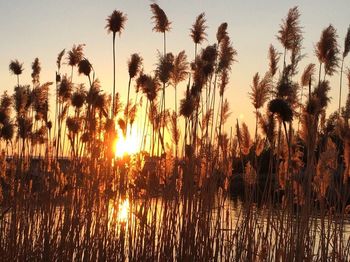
[{"xmin": 1, "ymin": 194, "xmax": 350, "ymax": 260}]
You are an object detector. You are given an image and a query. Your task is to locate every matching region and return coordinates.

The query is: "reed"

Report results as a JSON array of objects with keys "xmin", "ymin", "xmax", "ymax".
[{"xmin": 0, "ymin": 5, "xmax": 349, "ymax": 262}]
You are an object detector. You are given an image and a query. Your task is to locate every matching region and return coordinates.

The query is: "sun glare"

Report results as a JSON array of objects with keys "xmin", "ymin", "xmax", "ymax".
[
  {"xmin": 114, "ymin": 125, "xmax": 141, "ymax": 157},
  {"xmin": 117, "ymin": 198, "xmax": 130, "ymax": 223}
]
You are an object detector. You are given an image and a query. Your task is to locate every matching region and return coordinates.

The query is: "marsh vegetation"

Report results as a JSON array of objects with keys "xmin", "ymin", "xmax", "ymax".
[{"xmin": 1, "ymin": 4, "xmax": 350, "ymax": 261}]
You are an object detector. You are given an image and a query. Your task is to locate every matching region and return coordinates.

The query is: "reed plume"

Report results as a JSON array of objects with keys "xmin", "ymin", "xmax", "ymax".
[
  {"xmin": 249, "ymin": 73, "xmax": 271, "ymax": 110},
  {"xmin": 191, "ymin": 13, "xmax": 207, "ymax": 45},
  {"xmin": 315, "ymin": 25, "xmax": 340, "ymax": 78},
  {"xmin": 171, "ymin": 51, "xmax": 189, "ymax": 114},
  {"xmin": 298, "ymin": 63, "xmax": 316, "ymax": 130},
  {"xmin": 106, "ymin": 10, "xmax": 127, "ymax": 118},
  {"xmin": 71, "ymin": 85, "xmax": 87, "ymax": 112},
  {"xmin": 180, "ymin": 93, "xmax": 195, "ymax": 119},
  {"xmin": 200, "ymin": 44, "xmax": 217, "ymax": 79},
  {"xmin": 17, "ymin": 116, "xmax": 32, "ymax": 140},
  {"xmin": 191, "ymin": 13, "xmax": 207, "ymax": 57},
  {"xmin": 275, "ymin": 75, "xmax": 298, "ymax": 106},
  {"xmin": 217, "ymin": 35, "xmax": 237, "ymax": 73},
  {"xmin": 312, "ymin": 80, "xmax": 331, "ymax": 111},
  {"xmin": 259, "ymin": 112, "xmax": 276, "ymax": 144},
  {"xmin": 31, "ymin": 58, "xmax": 41, "ymax": 86},
  {"xmin": 0, "ymin": 92, "xmax": 12, "ymax": 124},
  {"xmin": 128, "ymin": 54, "xmax": 143, "ymax": 79},
  {"xmin": 151, "ymin": 2, "xmax": 171, "ymax": 66},
  {"xmin": 314, "ymin": 139, "xmax": 337, "ymax": 198},
  {"xmin": 250, "ymin": 72, "xmax": 272, "ymax": 140},
  {"xmin": 156, "ymin": 52, "xmax": 174, "ymax": 84},
  {"xmin": 268, "ymin": 45, "xmax": 280, "ymax": 77},
  {"xmin": 150, "ymin": 3, "xmax": 171, "ymax": 34},
  {"xmin": 78, "ymin": 58, "xmax": 92, "ymax": 77},
  {"xmin": 216, "ymin": 23, "xmax": 228, "ymax": 44},
  {"xmin": 67, "ymin": 44, "xmax": 85, "ymax": 79},
  {"xmin": 268, "ymin": 98, "xmax": 293, "ymax": 122},
  {"xmin": 171, "ymin": 51, "xmax": 189, "ymax": 86},
  {"xmin": 338, "ymin": 26, "xmax": 350, "ymax": 114},
  {"xmin": 171, "ymin": 51, "xmax": 189, "ymax": 156},
  {"xmin": 300, "ymin": 63, "xmax": 316, "ymax": 87},
  {"xmin": 9, "ymin": 59, "xmax": 23, "ymax": 86},
  {"xmin": 32, "ymin": 82, "xmax": 52, "ymax": 122},
  {"xmin": 56, "ymin": 49, "xmax": 65, "ymax": 72},
  {"xmin": 170, "ymin": 112, "xmax": 180, "ymax": 152},
  {"xmin": 220, "ymin": 99, "xmax": 231, "ymax": 126},
  {"xmin": 58, "ymin": 75, "xmax": 73, "ymax": 103},
  {"xmin": 113, "ymin": 93, "xmax": 122, "ymax": 118},
  {"xmin": 1, "ymin": 121, "xmax": 14, "ymax": 142},
  {"xmin": 277, "ymin": 6, "xmax": 302, "ymax": 51},
  {"xmin": 125, "ymin": 54, "xmax": 143, "ymax": 134},
  {"xmin": 138, "ymin": 73, "xmax": 160, "ymax": 103},
  {"xmin": 237, "ymin": 122, "xmax": 252, "ymax": 155},
  {"xmin": 13, "ymin": 85, "xmax": 31, "ymax": 117},
  {"xmin": 219, "ymin": 70, "xmax": 229, "ymax": 97}
]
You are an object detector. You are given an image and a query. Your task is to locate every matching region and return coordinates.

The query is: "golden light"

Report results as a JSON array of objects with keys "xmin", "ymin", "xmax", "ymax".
[
  {"xmin": 117, "ymin": 198, "xmax": 130, "ymax": 223},
  {"xmin": 114, "ymin": 125, "xmax": 141, "ymax": 157}
]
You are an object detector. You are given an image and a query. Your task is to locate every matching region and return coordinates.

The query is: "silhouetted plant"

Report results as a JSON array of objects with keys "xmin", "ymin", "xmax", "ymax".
[
  {"xmin": 31, "ymin": 58, "xmax": 41, "ymax": 86},
  {"xmin": 268, "ymin": 45, "xmax": 280, "ymax": 77},
  {"xmin": 150, "ymin": 3, "xmax": 171, "ymax": 55},
  {"xmin": 191, "ymin": 13, "xmax": 207, "ymax": 57},
  {"xmin": 338, "ymin": 25, "xmax": 350, "ymax": 114},
  {"xmin": 106, "ymin": 10, "xmax": 127, "ymax": 119},
  {"xmin": 67, "ymin": 44, "xmax": 85, "ymax": 80},
  {"xmin": 277, "ymin": 6, "xmax": 302, "ymax": 69},
  {"xmin": 315, "ymin": 25, "xmax": 340, "ymax": 80},
  {"xmin": 9, "ymin": 59, "xmax": 24, "ymax": 86}
]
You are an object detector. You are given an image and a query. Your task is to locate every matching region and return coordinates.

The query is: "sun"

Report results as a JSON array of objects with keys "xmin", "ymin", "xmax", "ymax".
[
  {"xmin": 114, "ymin": 125, "xmax": 141, "ymax": 157},
  {"xmin": 117, "ymin": 198, "xmax": 130, "ymax": 224}
]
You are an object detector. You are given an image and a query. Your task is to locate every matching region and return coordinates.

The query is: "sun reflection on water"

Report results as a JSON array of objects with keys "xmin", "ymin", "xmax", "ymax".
[
  {"xmin": 108, "ymin": 198, "xmax": 131, "ymax": 226},
  {"xmin": 117, "ymin": 198, "xmax": 130, "ymax": 223}
]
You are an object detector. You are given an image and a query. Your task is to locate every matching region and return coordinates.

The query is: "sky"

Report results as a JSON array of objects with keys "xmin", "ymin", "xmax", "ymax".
[{"xmin": 0, "ymin": 0, "xmax": 349, "ymax": 136}]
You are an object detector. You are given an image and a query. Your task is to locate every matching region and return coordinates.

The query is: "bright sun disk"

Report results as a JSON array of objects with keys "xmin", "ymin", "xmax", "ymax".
[{"xmin": 114, "ymin": 125, "xmax": 141, "ymax": 157}]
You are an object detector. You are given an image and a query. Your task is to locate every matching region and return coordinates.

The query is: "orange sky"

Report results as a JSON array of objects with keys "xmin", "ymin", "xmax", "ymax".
[{"xmin": 0, "ymin": 0, "xmax": 349, "ymax": 142}]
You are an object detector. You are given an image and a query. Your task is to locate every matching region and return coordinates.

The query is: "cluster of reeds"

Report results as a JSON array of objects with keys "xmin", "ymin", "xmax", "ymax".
[{"xmin": 0, "ymin": 4, "xmax": 350, "ymax": 261}]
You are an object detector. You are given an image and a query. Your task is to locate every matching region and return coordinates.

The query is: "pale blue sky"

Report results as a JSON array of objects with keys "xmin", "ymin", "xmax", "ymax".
[{"xmin": 0, "ymin": 0, "xmax": 349, "ymax": 132}]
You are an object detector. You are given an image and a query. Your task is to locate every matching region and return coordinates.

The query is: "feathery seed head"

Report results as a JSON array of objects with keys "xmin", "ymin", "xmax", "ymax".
[
  {"xmin": 150, "ymin": 4, "xmax": 171, "ymax": 33},
  {"xmin": 67, "ymin": 44, "xmax": 85, "ymax": 67},
  {"xmin": 191, "ymin": 13, "xmax": 207, "ymax": 44},
  {"xmin": 343, "ymin": 25, "xmax": 350, "ymax": 58},
  {"xmin": 315, "ymin": 24, "xmax": 340, "ymax": 76},
  {"xmin": 58, "ymin": 75, "xmax": 73, "ymax": 102},
  {"xmin": 31, "ymin": 58, "xmax": 41, "ymax": 85},
  {"xmin": 56, "ymin": 49, "xmax": 65, "ymax": 70},
  {"xmin": 268, "ymin": 45, "xmax": 280, "ymax": 77},
  {"xmin": 9, "ymin": 59, "xmax": 23, "ymax": 76},
  {"xmin": 268, "ymin": 98, "xmax": 293, "ymax": 122},
  {"xmin": 156, "ymin": 52, "xmax": 174, "ymax": 84},
  {"xmin": 78, "ymin": 58, "xmax": 92, "ymax": 76},
  {"xmin": 171, "ymin": 50, "xmax": 189, "ymax": 87},
  {"xmin": 216, "ymin": 22, "xmax": 228, "ymax": 44},
  {"xmin": 300, "ymin": 63, "xmax": 316, "ymax": 87},
  {"xmin": 277, "ymin": 6, "xmax": 302, "ymax": 51},
  {"xmin": 106, "ymin": 10, "xmax": 127, "ymax": 35},
  {"xmin": 128, "ymin": 53, "xmax": 143, "ymax": 79}
]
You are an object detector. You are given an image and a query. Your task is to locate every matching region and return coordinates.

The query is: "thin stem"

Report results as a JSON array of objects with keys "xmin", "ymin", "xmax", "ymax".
[
  {"xmin": 112, "ymin": 33, "xmax": 116, "ymax": 118},
  {"xmin": 126, "ymin": 77, "xmax": 132, "ymax": 136},
  {"xmin": 338, "ymin": 58, "xmax": 345, "ymax": 115}
]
